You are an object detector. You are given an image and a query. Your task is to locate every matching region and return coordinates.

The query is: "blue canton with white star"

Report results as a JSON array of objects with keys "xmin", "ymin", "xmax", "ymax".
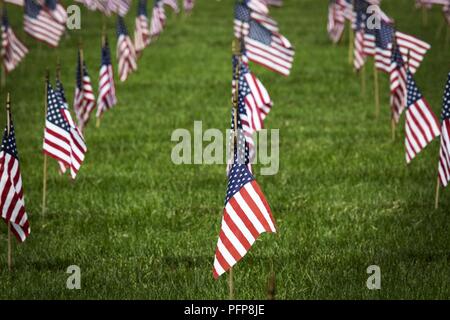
[
  {"xmin": 375, "ymin": 20, "xmax": 394, "ymax": 49},
  {"xmin": 441, "ymin": 73, "xmax": 450, "ymax": 121},
  {"xmin": 224, "ymin": 159, "xmax": 254, "ymax": 205},
  {"xmin": 137, "ymin": 0, "xmax": 148, "ymax": 16},
  {"xmin": 117, "ymin": 16, "xmax": 129, "ymax": 37},
  {"xmin": 235, "ymin": 3, "xmax": 250, "ymax": 23},
  {"xmin": 25, "ymin": 0, "xmax": 42, "ymax": 19},
  {"xmin": 1, "ymin": 120, "xmax": 19, "ymax": 160},
  {"xmin": 406, "ymin": 71, "xmax": 423, "ymax": 107},
  {"xmin": 248, "ymin": 20, "xmax": 272, "ymax": 45},
  {"xmin": 47, "ymin": 82, "xmax": 70, "ymax": 132}
]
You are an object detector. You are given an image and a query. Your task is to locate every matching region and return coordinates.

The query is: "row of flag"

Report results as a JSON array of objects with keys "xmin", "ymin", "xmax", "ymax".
[
  {"xmin": 212, "ymin": 0, "xmax": 291, "ymax": 279},
  {"xmin": 0, "ymin": 0, "xmax": 196, "ymax": 244},
  {"xmin": 327, "ymin": 1, "xmax": 450, "ymax": 200}
]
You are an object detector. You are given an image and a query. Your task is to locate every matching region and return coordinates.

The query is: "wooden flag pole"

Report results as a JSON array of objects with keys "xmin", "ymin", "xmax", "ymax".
[
  {"xmin": 6, "ymin": 92, "xmax": 12, "ymax": 271},
  {"xmin": 360, "ymin": 64, "xmax": 366, "ymax": 97},
  {"xmin": 435, "ymin": 177, "xmax": 440, "ymax": 209},
  {"xmin": 373, "ymin": 62, "xmax": 380, "ymax": 119},
  {"xmin": 42, "ymin": 70, "xmax": 49, "ymax": 215}
]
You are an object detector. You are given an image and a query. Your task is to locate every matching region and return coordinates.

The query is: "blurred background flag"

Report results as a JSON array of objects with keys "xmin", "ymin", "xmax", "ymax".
[
  {"xmin": 163, "ymin": 0, "xmax": 179, "ymax": 14},
  {"xmin": 374, "ymin": 20, "xmax": 394, "ymax": 73},
  {"xmin": 394, "ymin": 31, "xmax": 430, "ymax": 74},
  {"xmin": 43, "ymin": 0, "xmax": 67, "ymax": 25},
  {"xmin": 327, "ymin": 0, "xmax": 345, "ymax": 44},
  {"xmin": 183, "ymin": 0, "xmax": 194, "ymax": 12},
  {"xmin": 389, "ymin": 45, "xmax": 407, "ymax": 123},
  {"xmin": 1, "ymin": 7, "xmax": 28, "ymax": 73},
  {"xmin": 74, "ymin": 50, "xmax": 96, "ymax": 130},
  {"xmin": 24, "ymin": 0, "xmax": 64, "ymax": 47},
  {"xmin": 150, "ymin": 0, "xmax": 166, "ymax": 39},
  {"xmin": 117, "ymin": 16, "xmax": 137, "ymax": 81},
  {"xmin": 97, "ymin": 36, "xmax": 117, "ymax": 119},
  {"xmin": 135, "ymin": 0, "xmax": 150, "ymax": 56}
]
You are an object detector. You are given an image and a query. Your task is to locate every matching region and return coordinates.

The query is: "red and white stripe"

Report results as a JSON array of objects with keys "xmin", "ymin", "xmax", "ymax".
[
  {"xmin": 150, "ymin": 4, "xmax": 166, "ymax": 38},
  {"xmin": 251, "ymin": 11, "xmax": 278, "ymax": 33},
  {"xmin": 327, "ymin": 1, "xmax": 345, "ymax": 44},
  {"xmin": 97, "ymin": 64, "xmax": 117, "ymax": 118},
  {"xmin": 75, "ymin": 69, "xmax": 96, "ymax": 130},
  {"xmin": 246, "ymin": 0, "xmax": 269, "ymax": 15},
  {"xmin": 389, "ymin": 51, "xmax": 407, "ymax": 123},
  {"xmin": 117, "ymin": 34, "xmax": 137, "ymax": 82},
  {"xmin": 244, "ymin": 73, "xmax": 272, "ymax": 131},
  {"xmin": 0, "ymin": 151, "xmax": 30, "ymax": 242},
  {"xmin": 46, "ymin": 1, "xmax": 68, "ymax": 25},
  {"xmin": 24, "ymin": 7, "xmax": 64, "ymax": 47},
  {"xmin": 134, "ymin": 14, "xmax": 150, "ymax": 55},
  {"xmin": 212, "ymin": 180, "xmax": 276, "ymax": 279},
  {"xmin": 44, "ymin": 112, "xmax": 87, "ymax": 179},
  {"xmin": 163, "ymin": 0, "xmax": 180, "ymax": 13},
  {"xmin": 244, "ymin": 32, "xmax": 294, "ymax": 77},
  {"xmin": 405, "ymin": 98, "xmax": 440, "ymax": 163},
  {"xmin": 353, "ymin": 29, "xmax": 366, "ymax": 71},
  {"xmin": 1, "ymin": 24, "xmax": 28, "ymax": 73},
  {"xmin": 438, "ymin": 119, "xmax": 450, "ymax": 186},
  {"xmin": 395, "ymin": 31, "xmax": 430, "ymax": 75}
]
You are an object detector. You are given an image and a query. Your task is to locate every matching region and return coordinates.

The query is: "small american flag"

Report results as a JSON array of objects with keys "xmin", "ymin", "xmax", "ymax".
[
  {"xmin": 395, "ymin": 31, "xmax": 430, "ymax": 74},
  {"xmin": 150, "ymin": 0, "xmax": 166, "ymax": 38},
  {"xmin": 56, "ymin": 77, "xmax": 68, "ymax": 108},
  {"xmin": 236, "ymin": 2, "xmax": 279, "ymax": 34},
  {"xmin": 44, "ymin": 0, "xmax": 67, "ymax": 25},
  {"xmin": 245, "ymin": 0, "xmax": 269, "ymax": 16},
  {"xmin": 163, "ymin": 0, "xmax": 179, "ymax": 14},
  {"xmin": 74, "ymin": 51, "xmax": 96, "ymax": 130},
  {"xmin": 213, "ymin": 143, "xmax": 276, "ymax": 279},
  {"xmin": 438, "ymin": 73, "xmax": 450, "ymax": 187},
  {"xmin": 44, "ymin": 81, "xmax": 87, "ymax": 179},
  {"xmin": 389, "ymin": 45, "xmax": 407, "ymax": 123},
  {"xmin": 117, "ymin": 16, "xmax": 137, "ymax": 82},
  {"xmin": 115, "ymin": 0, "xmax": 131, "ymax": 17},
  {"xmin": 1, "ymin": 8, "xmax": 28, "ymax": 73},
  {"xmin": 337, "ymin": 0, "xmax": 355, "ymax": 23},
  {"xmin": 353, "ymin": 3, "xmax": 367, "ymax": 71},
  {"xmin": 234, "ymin": 56, "xmax": 272, "ymax": 133},
  {"xmin": 244, "ymin": 20, "xmax": 294, "ymax": 76},
  {"xmin": 374, "ymin": 20, "xmax": 394, "ymax": 73},
  {"xmin": 97, "ymin": 36, "xmax": 117, "ymax": 118},
  {"xmin": 183, "ymin": 0, "xmax": 194, "ymax": 12},
  {"xmin": 404, "ymin": 71, "xmax": 440, "ymax": 163},
  {"xmin": 135, "ymin": 0, "xmax": 150, "ymax": 56},
  {"xmin": 24, "ymin": 0, "xmax": 64, "ymax": 47},
  {"xmin": 0, "ymin": 112, "xmax": 31, "ymax": 242},
  {"xmin": 327, "ymin": 0, "xmax": 345, "ymax": 44}
]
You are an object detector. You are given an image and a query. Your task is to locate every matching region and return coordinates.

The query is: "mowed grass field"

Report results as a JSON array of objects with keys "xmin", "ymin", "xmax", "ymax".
[{"xmin": 0, "ymin": 0, "xmax": 450, "ymax": 299}]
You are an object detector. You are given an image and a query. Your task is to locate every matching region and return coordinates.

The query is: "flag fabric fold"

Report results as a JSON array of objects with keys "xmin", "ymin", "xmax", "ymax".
[
  {"xmin": 135, "ymin": 0, "xmax": 151, "ymax": 56},
  {"xmin": 1, "ymin": 7, "xmax": 28, "ymax": 73},
  {"xmin": 438, "ymin": 73, "xmax": 450, "ymax": 187},
  {"xmin": 97, "ymin": 36, "xmax": 117, "ymax": 118},
  {"xmin": 117, "ymin": 16, "xmax": 137, "ymax": 82}
]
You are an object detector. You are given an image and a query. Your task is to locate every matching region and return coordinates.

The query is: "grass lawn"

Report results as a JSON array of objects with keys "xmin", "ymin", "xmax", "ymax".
[{"xmin": 0, "ymin": 0, "xmax": 450, "ymax": 299}]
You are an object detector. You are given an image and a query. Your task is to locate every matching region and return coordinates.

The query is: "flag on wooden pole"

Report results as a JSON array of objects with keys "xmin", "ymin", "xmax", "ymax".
[
  {"xmin": 74, "ymin": 49, "xmax": 96, "ymax": 130},
  {"xmin": 1, "ymin": 7, "xmax": 28, "ymax": 74},
  {"xmin": 0, "ymin": 96, "xmax": 31, "ymax": 242},
  {"xmin": 134, "ymin": 0, "xmax": 150, "ymax": 56},
  {"xmin": 437, "ymin": 73, "xmax": 450, "ymax": 187},
  {"xmin": 97, "ymin": 36, "xmax": 117, "ymax": 119},
  {"xmin": 117, "ymin": 16, "xmax": 137, "ymax": 82}
]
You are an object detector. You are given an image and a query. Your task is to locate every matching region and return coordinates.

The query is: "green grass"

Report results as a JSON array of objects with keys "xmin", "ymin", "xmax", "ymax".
[{"xmin": 0, "ymin": 0, "xmax": 450, "ymax": 299}]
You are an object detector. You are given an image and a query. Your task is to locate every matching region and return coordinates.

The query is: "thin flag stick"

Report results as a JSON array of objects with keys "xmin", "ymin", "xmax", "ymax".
[
  {"xmin": 373, "ymin": 62, "xmax": 379, "ymax": 119},
  {"xmin": 360, "ymin": 64, "xmax": 366, "ymax": 96},
  {"xmin": 6, "ymin": 92, "xmax": 12, "ymax": 271},
  {"xmin": 42, "ymin": 71, "xmax": 49, "ymax": 215},
  {"xmin": 435, "ymin": 177, "xmax": 440, "ymax": 209}
]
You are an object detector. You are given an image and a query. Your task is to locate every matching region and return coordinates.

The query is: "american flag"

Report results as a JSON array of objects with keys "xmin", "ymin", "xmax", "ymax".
[
  {"xmin": 183, "ymin": 0, "xmax": 194, "ymax": 12},
  {"xmin": 97, "ymin": 36, "xmax": 117, "ymax": 118},
  {"xmin": 117, "ymin": 16, "xmax": 137, "ymax": 82},
  {"xmin": 24, "ymin": 0, "xmax": 64, "ymax": 47},
  {"xmin": 44, "ymin": 81, "xmax": 87, "ymax": 179},
  {"xmin": 115, "ymin": 0, "xmax": 131, "ymax": 17},
  {"xmin": 353, "ymin": 3, "xmax": 367, "ymax": 71},
  {"xmin": 404, "ymin": 71, "xmax": 440, "ymax": 163},
  {"xmin": 234, "ymin": 56, "xmax": 272, "ymax": 133},
  {"xmin": 245, "ymin": 0, "xmax": 269, "ymax": 16},
  {"xmin": 243, "ymin": 20, "xmax": 294, "ymax": 76},
  {"xmin": 44, "ymin": 0, "xmax": 67, "ymax": 25},
  {"xmin": 74, "ymin": 51, "xmax": 96, "ymax": 130},
  {"xmin": 0, "ymin": 112, "xmax": 31, "ymax": 242},
  {"xmin": 163, "ymin": 0, "xmax": 179, "ymax": 14},
  {"xmin": 438, "ymin": 73, "xmax": 450, "ymax": 187},
  {"xmin": 212, "ymin": 142, "xmax": 276, "ymax": 279},
  {"xmin": 337, "ymin": 0, "xmax": 355, "ymax": 23},
  {"xmin": 1, "ymin": 8, "xmax": 28, "ymax": 73},
  {"xmin": 395, "ymin": 31, "xmax": 430, "ymax": 74},
  {"xmin": 135, "ymin": 0, "xmax": 150, "ymax": 56},
  {"xmin": 237, "ymin": 1, "xmax": 278, "ymax": 34},
  {"xmin": 327, "ymin": 0, "xmax": 345, "ymax": 44},
  {"xmin": 150, "ymin": 0, "xmax": 166, "ymax": 38},
  {"xmin": 389, "ymin": 45, "xmax": 407, "ymax": 123},
  {"xmin": 374, "ymin": 20, "xmax": 394, "ymax": 73}
]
